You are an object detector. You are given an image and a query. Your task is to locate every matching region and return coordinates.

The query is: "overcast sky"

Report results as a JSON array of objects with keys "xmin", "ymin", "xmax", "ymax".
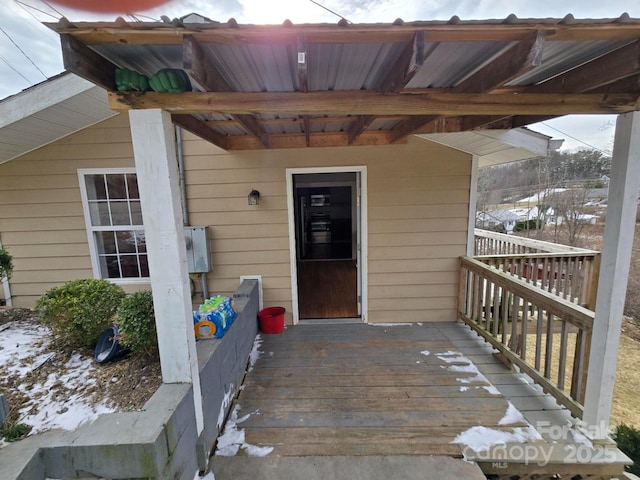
[{"xmin": 2, "ymin": 0, "xmax": 640, "ymax": 152}]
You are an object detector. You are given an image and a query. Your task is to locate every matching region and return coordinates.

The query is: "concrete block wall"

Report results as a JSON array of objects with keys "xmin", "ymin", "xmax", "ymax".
[
  {"xmin": 0, "ymin": 279, "xmax": 260, "ymax": 480},
  {"xmin": 196, "ymin": 278, "xmax": 260, "ymax": 466}
]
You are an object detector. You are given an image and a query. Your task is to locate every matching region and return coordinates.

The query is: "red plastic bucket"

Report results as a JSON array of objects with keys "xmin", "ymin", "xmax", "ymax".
[{"xmin": 258, "ymin": 307, "xmax": 286, "ymax": 334}]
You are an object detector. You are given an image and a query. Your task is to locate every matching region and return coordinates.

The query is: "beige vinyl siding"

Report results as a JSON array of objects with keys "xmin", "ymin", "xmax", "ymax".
[
  {"xmin": 0, "ymin": 114, "xmax": 146, "ymax": 307},
  {"xmin": 2, "ymin": 113, "xmax": 471, "ymax": 322},
  {"xmin": 181, "ymin": 132, "xmax": 471, "ymax": 324}
]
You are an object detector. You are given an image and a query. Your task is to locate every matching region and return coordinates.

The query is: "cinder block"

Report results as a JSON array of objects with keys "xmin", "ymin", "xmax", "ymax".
[
  {"xmin": 0, "ymin": 393, "xmax": 8, "ymax": 426},
  {"xmin": 70, "ymin": 412, "xmax": 169, "ymax": 478}
]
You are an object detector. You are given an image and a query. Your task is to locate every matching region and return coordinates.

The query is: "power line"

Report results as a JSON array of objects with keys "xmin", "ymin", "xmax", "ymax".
[
  {"xmin": 540, "ymin": 121, "xmax": 612, "ymax": 156},
  {"xmin": 13, "ymin": 0, "xmax": 59, "ymax": 20},
  {"xmin": 308, "ymin": 0, "xmax": 352, "ymax": 24},
  {"xmin": 0, "ymin": 26, "xmax": 48, "ymax": 80}
]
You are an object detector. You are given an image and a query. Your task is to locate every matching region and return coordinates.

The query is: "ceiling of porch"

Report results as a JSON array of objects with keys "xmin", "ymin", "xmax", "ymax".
[{"xmin": 46, "ymin": 13, "xmax": 640, "ymax": 151}]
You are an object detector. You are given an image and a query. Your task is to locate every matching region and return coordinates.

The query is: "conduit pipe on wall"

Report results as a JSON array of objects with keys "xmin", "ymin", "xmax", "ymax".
[{"xmin": 175, "ymin": 126, "xmax": 209, "ymax": 300}]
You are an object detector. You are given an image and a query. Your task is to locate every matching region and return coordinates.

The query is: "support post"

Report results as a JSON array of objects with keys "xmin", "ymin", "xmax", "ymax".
[
  {"xmin": 583, "ymin": 111, "xmax": 640, "ymax": 438},
  {"xmin": 467, "ymin": 155, "xmax": 480, "ymax": 256},
  {"xmin": 129, "ymin": 109, "xmax": 204, "ymax": 433}
]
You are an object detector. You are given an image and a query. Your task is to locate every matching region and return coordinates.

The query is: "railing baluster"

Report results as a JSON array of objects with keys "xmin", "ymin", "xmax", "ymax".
[
  {"xmin": 535, "ymin": 304, "xmax": 543, "ymax": 370},
  {"xmin": 545, "ymin": 311, "xmax": 553, "ymax": 379},
  {"xmin": 571, "ymin": 328, "xmax": 588, "ymax": 402},
  {"xmin": 558, "ymin": 319, "xmax": 569, "ymax": 391}
]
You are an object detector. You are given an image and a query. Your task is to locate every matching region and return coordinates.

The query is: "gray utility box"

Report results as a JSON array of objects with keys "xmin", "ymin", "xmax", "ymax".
[{"xmin": 184, "ymin": 226, "xmax": 212, "ymax": 273}]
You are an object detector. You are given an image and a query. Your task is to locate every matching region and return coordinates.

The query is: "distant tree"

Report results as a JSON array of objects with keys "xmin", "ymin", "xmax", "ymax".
[{"xmin": 548, "ymin": 187, "xmax": 592, "ymax": 246}]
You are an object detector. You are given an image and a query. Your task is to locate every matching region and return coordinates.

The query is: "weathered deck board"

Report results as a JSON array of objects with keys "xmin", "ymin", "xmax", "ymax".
[{"xmin": 218, "ymin": 322, "xmax": 629, "ymax": 477}]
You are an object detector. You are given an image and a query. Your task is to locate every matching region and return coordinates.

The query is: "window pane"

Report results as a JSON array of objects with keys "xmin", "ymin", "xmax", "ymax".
[
  {"xmin": 110, "ymin": 202, "xmax": 131, "ymax": 225},
  {"xmin": 135, "ymin": 231, "xmax": 146, "ymax": 253},
  {"xmin": 130, "ymin": 201, "xmax": 143, "ymax": 225},
  {"xmin": 106, "ymin": 174, "xmax": 127, "ymax": 199},
  {"xmin": 120, "ymin": 255, "xmax": 140, "ymax": 277},
  {"xmin": 100, "ymin": 255, "xmax": 121, "ymax": 278},
  {"xmin": 85, "ymin": 175, "xmax": 107, "ymax": 200},
  {"xmin": 96, "ymin": 231, "xmax": 117, "ymax": 255},
  {"xmin": 89, "ymin": 201, "xmax": 111, "ymax": 226},
  {"xmin": 116, "ymin": 231, "xmax": 137, "ymax": 253},
  {"xmin": 126, "ymin": 174, "xmax": 139, "ymax": 199},
  {"xmin": 139, "ymin": 254, "xmax": 149, "ymax": 277}
]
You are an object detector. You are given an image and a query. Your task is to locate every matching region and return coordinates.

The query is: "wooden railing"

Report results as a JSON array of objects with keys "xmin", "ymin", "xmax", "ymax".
[
  {"xmin": 475, "ymin": 228, "xmax": 597, "ymax": 255},
  {"xmin": 474, "ymin": 229, "xmax": 600, "ymax": 308},
  {"xmin": 458, "ymin": 256, "xmax": 595, "ymax": 418}
]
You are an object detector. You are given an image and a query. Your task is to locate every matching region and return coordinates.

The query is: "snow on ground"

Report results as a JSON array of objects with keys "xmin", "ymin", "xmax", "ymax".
[
  {"xmin": 0, "ymin": 320, "xmax": 115, "ymax": 443},
  {"xmin": 435, "ymin": 350, "xmax": 502, "ymax": 395},
  {"xmin": 452, "ymin": 425, "xmax": 543, "ymax": 452},
  {"xmin": 215, "ymin": 405, "xmax": 273, "ymax": 457},
  {"xmin": 247, "ymin": 335, "xmax": 263, "ymax": 372}
]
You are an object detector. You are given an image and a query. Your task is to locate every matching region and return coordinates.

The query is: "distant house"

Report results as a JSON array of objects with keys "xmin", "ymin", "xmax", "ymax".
[
  {"xmin": 476, "ymin": 209, "xmax": 522, "ymax": 233},
  {"xmin": 585, "ymin": 187, "xmax": 609, "ymax": 205}
]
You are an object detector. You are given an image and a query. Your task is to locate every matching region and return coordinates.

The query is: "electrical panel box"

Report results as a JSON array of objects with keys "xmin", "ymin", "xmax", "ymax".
[{"xmin": 184, "ymin": 226, "xmax": 211, "ymax": 273}]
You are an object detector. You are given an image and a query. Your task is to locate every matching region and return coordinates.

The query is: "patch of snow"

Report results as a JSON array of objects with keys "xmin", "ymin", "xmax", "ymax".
[
  {"xmin": 216, "ymin": 384, "xmax": 235, "ymax": 430},
  {"xmin": 460, "ymin": 386, "xmax": 469, "ymax": 392},
  {"xmin": 498, "ymin": 402, "xmax": 527, "ymax": 426},
  {"xmin": 420, "ymin": 350, "xmax": 430, "ymax": 356},
  {"xmin": 193, "ymin": 471, "xmax": 215, "ymax": 480},
  {"xmin": 248, "ymin": 335, "xmax": 263, "ymax": 371},
  {"xmin": 435, "ymin": 351, "xmax": 502, "ymax": 396},
  {"xmin": 452, "ymin": 425, "xmax": 543, "ymax": 452},
  {"xmin": 570, "ymin": 428, "xmax": 594, "ymax": 448},
  {"xmin": 215, "ymin": 405, "xmax": 273, "ymax": 457},
  {"xmin": 0, "ymin": 321, "xmax": 115, "ymax": 437}
]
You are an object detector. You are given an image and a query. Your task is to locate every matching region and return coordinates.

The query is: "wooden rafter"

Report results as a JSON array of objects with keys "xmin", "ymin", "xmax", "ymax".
[
  {"xmin": 108, "ymin": 90, "xmax": 640, "ymax": 116},
  {"xmin": 347, "ymin": 116, "xmax": 377, "ymax": 145},
  {"xmin": 388, "ymin": 30, "xmax": 546, "ymax": 142},
  {"xmin": 531, "ymin": 40, "xmax": 640, "ymax": 94},
  {"xmin": 297, "ymin": 34, "xmax": 308, "ymax": 93},
  {"xmin": 60, "ymin": 34, "xmax": 117, "ymax": 91},
  {"xmin": 171, "ymin": 114, "xmax": 228, "ymax": 150},
  {"xmin": 182, "ymin": 35, "xmax": 269, "ymax": 147},
  {"xmin": 379, "ymin": 31, "xmax": 425, "ymax": 93}
]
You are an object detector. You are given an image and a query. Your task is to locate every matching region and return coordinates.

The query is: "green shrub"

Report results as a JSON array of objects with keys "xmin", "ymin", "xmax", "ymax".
[
  {"xmin": 35, "ymin": 279, "xmax": 125, "ymax": 349},
  {"xmin": 513, "ymin": 219, "xmax": 542, "ymax": 232},
  {"xmin": 613, "ymin": 423, "xmax": 640, "ymax": 475},
  {"xmin": 0, "ymin": 248, "xmax": 13, "ymax": 279},
  {"xmin": 115, "ymin": 290, "xmax": 157, "ymax": 357},
  {"xmin": 1, "ymin": 422, "xmax": 31, "ymax": 442}
]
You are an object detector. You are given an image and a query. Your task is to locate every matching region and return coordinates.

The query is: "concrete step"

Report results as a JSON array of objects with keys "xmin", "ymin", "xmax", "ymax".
[{"xmin": 209, "ymin": 455, "xmax": 486, "ymax": 480}]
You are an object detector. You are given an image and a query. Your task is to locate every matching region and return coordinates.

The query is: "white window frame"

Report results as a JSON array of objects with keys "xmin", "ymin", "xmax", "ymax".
[{"xmin": 78, "ymin": 167, "xmax": 150, "ymax": 284}]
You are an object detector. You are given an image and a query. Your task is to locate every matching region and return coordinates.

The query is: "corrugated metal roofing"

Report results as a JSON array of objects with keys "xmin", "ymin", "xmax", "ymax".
[{"xmin": 36, "ymin": 14, "xmax": 640, "ymax": 150}]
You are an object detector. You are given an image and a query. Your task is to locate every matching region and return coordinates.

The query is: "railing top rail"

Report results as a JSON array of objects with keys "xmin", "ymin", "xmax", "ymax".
[
  {"xmin": 474, "ymin": 228, "xmax": 598, "ymax": 254},
  {"xmin": 475, "ymin": 252, "xmax": 600, "ymax": 261},
  {"xmin": 460, "ymin": 256, "xmax": 595, "ymax": 330}
]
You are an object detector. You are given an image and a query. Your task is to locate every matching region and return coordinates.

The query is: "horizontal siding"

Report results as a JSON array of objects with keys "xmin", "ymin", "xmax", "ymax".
[
  {"xmin": 0, "ymin": 114, "xmax": 134, "ymax": 307},
  {"xmin": 182, "ymin": 134, "xmax": 471, "ymax": 324},
  {"xmin": 2, "ymin": 116, "xmax": 471, "ymax": 324}
]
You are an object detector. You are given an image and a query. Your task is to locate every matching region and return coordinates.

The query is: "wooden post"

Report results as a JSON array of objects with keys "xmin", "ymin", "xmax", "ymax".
[
  {"xmin": 583, "ymin": 111, "xmax": 640, "ymax": 439},
  {"xmin": 467, "ymin": 155, "xmax": 480, "ymax": 257},
  {"xmin": 128, "ymin": 109, "xmax": 204, "ymax": 433}
]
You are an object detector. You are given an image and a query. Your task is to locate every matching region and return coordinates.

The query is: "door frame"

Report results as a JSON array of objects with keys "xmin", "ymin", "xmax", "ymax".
[{"xmin": 286, "ymin": 166, "xmax": 368, "ymax": 325}]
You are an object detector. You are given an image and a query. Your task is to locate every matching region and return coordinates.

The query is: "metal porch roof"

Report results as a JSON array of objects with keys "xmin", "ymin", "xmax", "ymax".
[{"xmin": 39, "ymin": 13, "xmax": 640, "ymax": 151}]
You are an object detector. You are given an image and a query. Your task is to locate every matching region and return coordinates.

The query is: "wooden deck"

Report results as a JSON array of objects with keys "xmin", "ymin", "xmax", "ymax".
[{"xmin": 223, "ymin": 322, "xmax": 629, "ymax": 478}]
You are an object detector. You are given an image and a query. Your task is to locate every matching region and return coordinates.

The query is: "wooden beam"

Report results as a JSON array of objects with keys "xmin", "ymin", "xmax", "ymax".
[
  {"xmin": 171, "ymin": 114, "xmax": 228, "ymax": 150},
  {"xmin": 347, "ymin": 115, "xmax": 377, "ymax": 144},
  {"xmin": 224, "ymin": 130, "xmax": 407, "ymax": 150},
  {"xmin": 531, "ymin": 40, "xmax": 640, "ymax": 94},
  {"xmin": 108, "ymin": 91, "xmax": 640, "ymax": 116},
  {"xmin": 453, "ymin": 30, "xmax": 545, "ymax": 93},
  {"xmin": 303, "ymin": 116, "xmax": 311, "ymax": 147},
  {"xmin": 60, "ymin": 33, "xmax": 117, "ymax": 90},
  {"xmin": 183, "ymin": 34, "xmax": 233, "ymax": 92},
  {"xmin": 389, "ymin": 115, "xmax": 441, "ymax": 143},
  {"xmin": 460, "ymin": 115, "xmax": 514, "ymax": 131},
  {"xmin": 49, "ymin": 22, "xmax": 640, "ymax": 47},
  {"xmin": 390, "ymin": 31, "xmax": 546, "ymax": 141},
  {"xmin": 297, "ymin": 34, "xmax": 308, "ymax": 93},
  {"xmin": 379, "ymin": 31, "xmax": 425, "ymax": 93},
  {"xmin": 182, "ymin": 35, "xmax": 269, "ymax": 147}
]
